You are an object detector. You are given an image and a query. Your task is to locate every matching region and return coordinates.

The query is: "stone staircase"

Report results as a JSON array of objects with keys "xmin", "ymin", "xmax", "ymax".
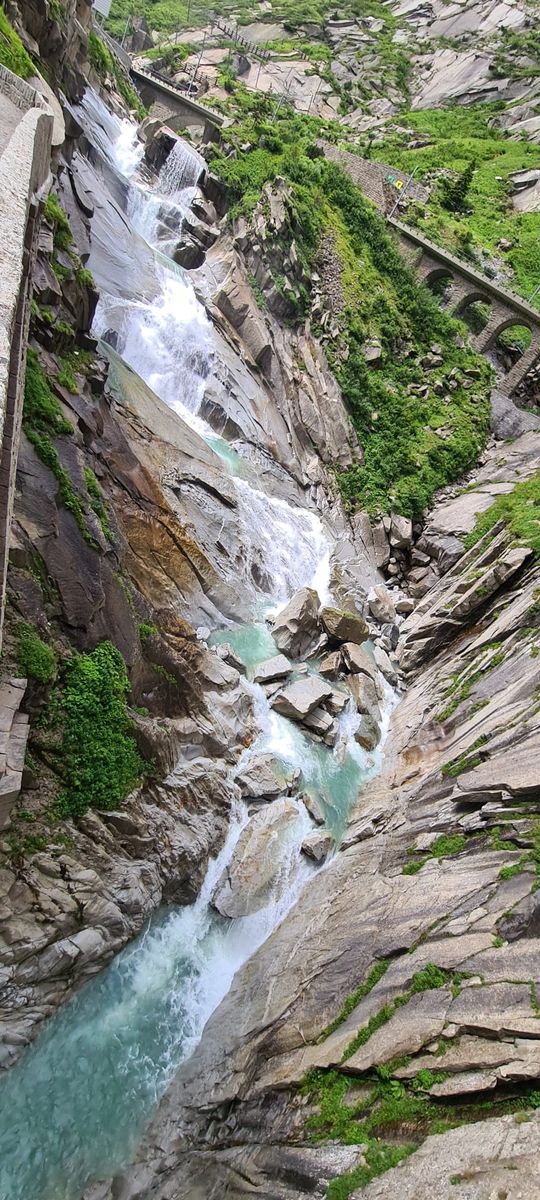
[{"xmin": 0, "ymin": 677, "xmax": 29, "ymax": 829}]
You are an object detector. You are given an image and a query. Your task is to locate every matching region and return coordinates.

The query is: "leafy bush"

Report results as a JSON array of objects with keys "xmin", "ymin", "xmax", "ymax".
[
  {"xmin": 439, "ymin": 160, "xmax": 476, "ymax": 213},
  {"xmin": 16, "ymin": 623, "xmax": 56, "ymax": 684},
  {"xmin": 57, "ymin": 642, "xmax": 143, "ymax": 818},
  {"xmin": 210, "ymin": 105, "xmax": 491, "ymax": 518},
  {"xmin": 0, "ymin": 9, "xmax": 34, "ymax": 78}
]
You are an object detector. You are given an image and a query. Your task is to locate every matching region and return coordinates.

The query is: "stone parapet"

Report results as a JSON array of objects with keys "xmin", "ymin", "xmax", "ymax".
[{"xmin": 0, "ymin": 67, "xmax": 53, "ymax": 649}]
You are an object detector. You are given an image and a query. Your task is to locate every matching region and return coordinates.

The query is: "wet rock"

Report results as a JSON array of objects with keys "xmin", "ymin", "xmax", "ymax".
[
  {"xmin": 319, "ymin": 650, "xmax": 343, "ymax": 678},
  {"xmin": 252, "ymin": 654, "xmax": 291, "ymax": 685},
  {"xmin": 347, "ymin": 673, "xmax": 380, "ymax": 718},
  {"xmin": 373, "ymin": 645, "xmax": 398, "ymax": 686},
  {"xmin": 301, "ymin": 831, "xmax": 335, "ymax": 863},
  {"xmin": 342, "ymin": 643, "xmax": 378, "ymax": 683},
  {"xmin": 320, "ymin": 605, "xmax": 368, "ymax": 646},
  {"xmin": 272, "ymin": 588, "xmax": 321, "ymax": 659},
  {"xmin": 367, "ymin": 585, "xmax": 396, "ymax": 624},
  {"xmin": 235, "ymin": 753, "xmax": 292, "ymax": 800},
  {"xmin": 272, "ymin": 677, "xmax": 333, "ymax": 722},
  {"xmin": 215, "ymin": 643, "xmax": 245, "ymax": 673},
  {"xmin": 301, "ymin": 793, "xmax": 326, "ymax": 825},
  {"xmin": 212, "ymin": 799, "xmax": 300, "ymax": 918},
  {"xmin": 303, "ymin": 706, "xmax": 335, "ymax": 737},
  {"xmin": 395, "ymin": 597, "xmax": 415, "ymax": 615},
  {"xmin": 354, "ymin": 713, "xmax": 381, "ymax": 751}
]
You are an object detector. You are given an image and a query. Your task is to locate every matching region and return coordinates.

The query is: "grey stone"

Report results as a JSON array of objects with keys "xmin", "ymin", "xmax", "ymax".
[
  {"xmin": 212, "ymin": 800, "xmax": 300, "ymax": 918},
  {"xmin": 252, "ymin": 654, "xmax": 292, "ymax": 684},
  {"xmin": 367, "ymin": 585, "xmax": 396, "ymax": 624},
  {"xmin": 320, "ymin": 605, "xmax": 368, "ymax": 646},
  {"xmin": 301, "ymin": 831, "xmax": 335, "ymax": 863},
  {"xmin": 272, "ymin": 588, "xmax": 321, "ymax": 658},
  {"xmin": 272, "ymin": 677, "xmax": 333, "ymax": 722},
  {"xmin": 235, "ymin": 753, "xmax": 291, "ymax": 799}
]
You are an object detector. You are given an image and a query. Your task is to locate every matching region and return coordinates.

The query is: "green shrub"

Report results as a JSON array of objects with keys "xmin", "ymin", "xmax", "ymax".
[
  {"xmin": 16, "ymin": 623, "xmax": 56, "ymax": 684},
  {"xmin": 57, "ymin": 642, "xmax": 143, "ymax": 818},
  {"xmin": 24, "ymin": 349, "xmax": 73, "ymax": 436},
  {"xmin": 23, "ymin": 351, "xmax": 96, "ymax": 545},
  {"xmin": 44, "ymin": 193, "xmax": 73, "ymax": 252},
  {"xmin": 139, "ymin": 621, "xmax": 158, "ymax": 644},
  {"xmin": 0, "ymin": 9, "xmax": 34, "ymax": 78}
]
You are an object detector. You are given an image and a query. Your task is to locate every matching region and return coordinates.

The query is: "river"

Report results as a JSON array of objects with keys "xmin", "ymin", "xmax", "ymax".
[{"xmin": 0, "ymin": 92, "xmax": 390, "ymax": 1200}]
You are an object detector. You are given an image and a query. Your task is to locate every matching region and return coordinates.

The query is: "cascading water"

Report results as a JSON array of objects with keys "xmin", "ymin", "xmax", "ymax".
[{"xmin": 0, "ymin": 90, "xmax": 395, "ymax": 1200}]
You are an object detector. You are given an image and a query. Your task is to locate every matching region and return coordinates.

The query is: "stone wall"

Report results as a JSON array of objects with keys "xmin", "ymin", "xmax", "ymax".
[
  {"xmin": 0, "ymin": 66, "xmax": 53, "ymax": 648},
  {"xmin": 317, "ymin": 140, "xmax": 429, "ymax": 212}
]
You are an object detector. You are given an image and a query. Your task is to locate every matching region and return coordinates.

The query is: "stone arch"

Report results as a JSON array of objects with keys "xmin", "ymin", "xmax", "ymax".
[
  {"xmin": 486, "ymin": 318, "xmax": 534, "ymax": 377},
  {"xmin": 452, "ymin": 292, "xmax": 493, "ymax": 336},
  {"xmin": 482, "ymin": 314, "xmax": 533, "ymax": 353},
  {"xmin": 423, "ymin": 268, "xmax": 456, "ymax": 302}
]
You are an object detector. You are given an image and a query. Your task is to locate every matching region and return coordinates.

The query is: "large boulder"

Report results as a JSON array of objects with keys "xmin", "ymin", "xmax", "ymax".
[
  {"xmin": 212, "ymin": 800, "xmax": 300, "ymax": 918},
  {"xmin": 367, "ymin": 585, "xmax": 396, "ymax": 625},
  {"xmin": 342, "ymin": 643, "xmax": 379, "ymax": 683},
  {"xmin": 320, "ymin": 605, "xmax": 368, "ymax": 646},
  {"xmin": 347, "ymin": 672, "xmax": 381, "ymax": 719},
  {"xmin": 272, "ymin": 676, "xmax": 333, "ymax": 722},
  {"xmin": 319, "ymin": 649, "xmax": 343, "ymax": 678},
  {"xmin": 301, "ymin": 830, "xmax": 335, "ymax": 863},
  {"xmin": 355, "ymin": 713, "xmax": 381, "ymax": 751},
  {"xmin": 235, "ymin": 753, "xmax": 292, "ymax": 800},
  {"xmin": 252, "ymin": 654, "xmax": 291, "ymax": 685},
  {"xmin": 272, "ymin": 588, "xmax": 321, "ymax": 658}
]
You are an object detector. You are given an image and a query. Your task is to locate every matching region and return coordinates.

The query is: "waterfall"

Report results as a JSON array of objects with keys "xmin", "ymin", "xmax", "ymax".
[
  {"xmin": 159, "ymin": 138, "xmax": 205, "ymax": 195},
  {"xmin": 0, "ymin": 88, "xmax": 394, "ymax": 1200}
]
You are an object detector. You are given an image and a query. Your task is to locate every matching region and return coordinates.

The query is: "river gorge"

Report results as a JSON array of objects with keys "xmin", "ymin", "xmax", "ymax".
[{"xmin": 1, "ymin": 2, "xmax": 540, "ymax": 1198}]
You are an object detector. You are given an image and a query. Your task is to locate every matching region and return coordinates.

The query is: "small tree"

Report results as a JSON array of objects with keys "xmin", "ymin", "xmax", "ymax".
[{"xmin": 439, "ymin": 160, "xmax": 476, "ymax": 213}]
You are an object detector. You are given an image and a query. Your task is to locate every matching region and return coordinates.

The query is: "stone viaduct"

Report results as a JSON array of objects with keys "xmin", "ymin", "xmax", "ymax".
[
  {"xmin": 319, "ymin": 140, "xmax": 540, "ymax": 394},
  {"xmin": 390, "ymin": 219, "xmax": 540, "ymax": 394}
]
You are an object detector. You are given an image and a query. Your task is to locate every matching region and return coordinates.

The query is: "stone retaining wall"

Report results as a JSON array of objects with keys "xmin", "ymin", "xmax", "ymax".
[{"xmin": 0, "ymin": 66, "xmax": 53, "ymax": 648}]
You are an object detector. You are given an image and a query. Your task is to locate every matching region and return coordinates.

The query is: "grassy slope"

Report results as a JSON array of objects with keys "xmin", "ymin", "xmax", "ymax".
[
  {"xmin": 209, "ymin": 96, "xmax": 491, "ymax": 517},
  {"xmin": 0, "ymin": 9, "xmax": 34, "ymax": 78}
]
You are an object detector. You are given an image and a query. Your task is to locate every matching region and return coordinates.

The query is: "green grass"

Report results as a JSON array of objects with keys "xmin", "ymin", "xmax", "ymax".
[
  {"xmin": 317, "ymin": 960, "xmax": 390, "ymax": 1042},
  {"xmin": 464, "ymin": 473, "xmax": 540, "ymax": 557},
  {"xmin": 56, "ymin": 642, "xmax": 143, "ymax": 818},
  {"xmin": 0, "ymin": 9, "xmax": 34, "ymax": 78},
  {"xmin": 342, "ymin": 964, "xmax": 448, "ymax": 1061},
  {"xmin": 403, "ymin": 832, "xmax": 467, "ymax": 873},
  {"xmin": 16, "ymin": 623, "xmax": 56, "ymax": 684},
  {"xmin": 84, "ymin": 468, "xmax": 114, "ymax": 543},
  {"xmin": 23, "ymin": 351, "xmax": 98, "ymax": 546}
]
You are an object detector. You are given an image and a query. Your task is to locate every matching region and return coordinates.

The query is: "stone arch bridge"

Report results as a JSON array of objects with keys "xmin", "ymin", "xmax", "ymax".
[{"xmin": 389, "ymin": 219, "xmax": 540, "ymax": 395}]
